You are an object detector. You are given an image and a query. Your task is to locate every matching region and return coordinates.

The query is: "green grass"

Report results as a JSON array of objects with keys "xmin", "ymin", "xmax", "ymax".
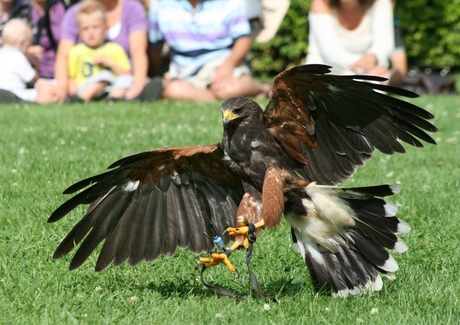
[{"xmin": 0, "ymin": 95, "xmax": 459, "ymax": 325}]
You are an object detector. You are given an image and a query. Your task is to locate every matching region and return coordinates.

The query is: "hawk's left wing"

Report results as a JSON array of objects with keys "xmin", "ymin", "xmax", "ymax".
[
  {"xmin": 263, "ymin": 64, "xmax": 437, "ymax": 185},
  {"xmin": 49, "ymin": 144, "xmax": 244, "ymax": 271}
]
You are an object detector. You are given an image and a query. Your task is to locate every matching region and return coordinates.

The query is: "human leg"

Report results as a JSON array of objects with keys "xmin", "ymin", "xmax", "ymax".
[
  {"xmin": 77, "ymin": 70, "xmax": 114, "ymax": 102},
  {"xmin": 163, "ymin": 56, "xmax": 272, "ymax": 102},
  {"xmin": 198, "ymin": 57, "xmax": 271, "ymax": 100},
  {"xmin": 35, "ymin": 81, "xmax": 59, "ymax": 103},
  {"xmin": 162, "ymin": 79, "xmax": 217, "ymax": 102},
  {"xmin": 212, "ymin": 74, "xmax": 271, "ymax": 100},
  {"xmin": 107, "ymin": 88, "xmax": 127, "ymax": 99},
  {"xmin": 107, "ymin": 75, "xmax": 133, "ymax": 100},
  {"xmin": 79, "ymin": 81, "xmax": 110, "ymax": 102},
  {"xmin": 0, "ymin": 89, "xmax": 23, "ymax": 103}
]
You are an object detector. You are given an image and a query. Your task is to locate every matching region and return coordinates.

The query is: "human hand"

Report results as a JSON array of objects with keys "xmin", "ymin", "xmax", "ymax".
[
  {"xmin": 367, "ymin": 66, "xmax": 389, "ymax": 78},
  {"xmin": 26, "ymin": 45, "xmax": 44, "ymax": 67},
  {"xmin": 35, "ymin": 81, "xmax": 59, "ymax": 104},
  {"xmin": 126, "ymin": 82, "xmax": 144, "ymax": 100},
  {"xmin": 56, "ymin": 84, "xmax": 68, "ymax": 103},
  {"xmin": 93, "ymin": 55, "xmax": 112, "ymax": 69},
  {"xmin": 349, "ymin": 53, "xmax": 378, "ymax": 74},
  {"xmin": 211, "ymin": 63, "xmax": 234, "ymax": 90},
  {"xmin": 68, "ymin": 80, "xmax": 78, "ymax": 97}
]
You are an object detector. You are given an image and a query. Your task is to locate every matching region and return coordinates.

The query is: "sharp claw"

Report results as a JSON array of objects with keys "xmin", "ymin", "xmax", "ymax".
[
  {"xmin": 226, "ymin": 226, "xmax": 249, "ymax": 237},
  {"xmin": 226, "ymin": 218, "xmax": 265, "ymax": 250},
  {"xmin": 202, "ymin": 219, "xmax": 265, "ymax": 273},
  {"xmin": 200, "ymin": 252, "xmax": 236, "ymax": 272}
]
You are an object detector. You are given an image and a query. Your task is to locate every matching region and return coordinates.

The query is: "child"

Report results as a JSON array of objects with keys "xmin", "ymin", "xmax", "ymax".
[
  {"xmin": 68, "ymin": 1, "xmax": 132, "ymax": 102},
  {"xmin": 0, "ymin": 18, "xmax": 58, "ymax": 103}
]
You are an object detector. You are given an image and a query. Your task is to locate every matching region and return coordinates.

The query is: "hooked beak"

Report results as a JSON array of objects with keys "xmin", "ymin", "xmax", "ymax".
[{"xmin": 222, "ymin": 109, "xmax": 239, "ymax": 125}]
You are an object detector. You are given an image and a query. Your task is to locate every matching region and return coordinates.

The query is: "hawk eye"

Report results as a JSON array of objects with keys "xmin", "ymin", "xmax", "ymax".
[{"xmin": 233, "ymin": 107, "xmax": 243, "ymax": 114}]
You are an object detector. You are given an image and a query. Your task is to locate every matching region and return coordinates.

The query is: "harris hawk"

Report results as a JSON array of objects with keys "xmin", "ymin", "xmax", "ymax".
[{"xmin": 49, "ymin": 65, "xmax": 437, "ymax": 298}]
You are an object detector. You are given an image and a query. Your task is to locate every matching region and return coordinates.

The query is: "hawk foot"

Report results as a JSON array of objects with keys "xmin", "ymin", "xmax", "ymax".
[
  {"xmin": 226, "ymin": 218, "xmax": 265, "ymax": 250},
  {"xmin": 199, "ymin": 251, "xmax": 236, "ymax": 272}
]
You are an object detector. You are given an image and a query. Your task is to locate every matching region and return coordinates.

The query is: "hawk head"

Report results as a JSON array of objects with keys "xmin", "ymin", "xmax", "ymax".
[{"xmin": 220, "ymin": 97, "xmax": 263, "ymax": 125}]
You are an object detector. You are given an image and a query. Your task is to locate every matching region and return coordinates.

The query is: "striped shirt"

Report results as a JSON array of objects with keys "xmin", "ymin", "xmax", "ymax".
[{"xmin": 148, "ymin": 0, "xmax": 250, "ymax": 79}]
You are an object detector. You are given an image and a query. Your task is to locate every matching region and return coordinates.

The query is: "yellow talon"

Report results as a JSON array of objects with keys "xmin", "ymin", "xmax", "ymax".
[
  {"xmin": 226, "ymin": 217, "xmax": 266, "ymax": 250},
  {"xmin": 200, "ymin": 252, "xmax": 236, "ymax": 272},
  {"xmin": 201, "ymin": 219, "xmax": 266, "ymax": 272},
  {"xmin": 226, "ymin": 225, "xmax": 250, "ymax": 237}
]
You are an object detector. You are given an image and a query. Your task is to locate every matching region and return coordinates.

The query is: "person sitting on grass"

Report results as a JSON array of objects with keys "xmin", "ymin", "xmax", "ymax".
[
  {"xmin": 28, "ymin": 0, "xmax": 67, "ymax": 79},
  {"xmin": 55, "ymin": 0, "xmax": 149, "ymax": 102},
  {"xmin": 148, "ymin": 0, "xmax": 271, "ymax": 102},
  {"xmin": 67, "ymin": 1, "xmax": 132, "ymax": 102},
  {"xmin": 305, "ymin": 0, "xmax": 395, "ymax": 79},
  {"xmin": 0, "ymin": 18, "xmax": 58, "ymax": 103}
]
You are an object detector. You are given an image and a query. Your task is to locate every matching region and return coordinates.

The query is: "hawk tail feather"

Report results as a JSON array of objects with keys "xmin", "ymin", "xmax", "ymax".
[{"xmin": 288, "ymin": 183, "xmax": 409, "ymax": 297}]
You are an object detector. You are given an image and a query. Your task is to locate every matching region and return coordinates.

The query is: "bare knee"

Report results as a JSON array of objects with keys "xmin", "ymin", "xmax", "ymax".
[
  {"xmin": 35, "ymin": 82, "xmax": 59, "ymax": 104},
  {"xmin": 213, "ymin": 75, "xmax": 261, "ymax": 99},
  {"xmin": 162, "ymin": 80, "xmax": 186, "ymax": 99},
  {"xmin": 163, "ymin": 80, "xmax": 216, "ymax": 102},
  {"xmin": 80, "ymin": 81, "xmax": 109, "ymax": 102}
]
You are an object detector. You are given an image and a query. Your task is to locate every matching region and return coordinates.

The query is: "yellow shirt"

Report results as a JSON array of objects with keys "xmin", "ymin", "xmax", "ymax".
[{"xmin": 68, "ymin": 42, "xmax": 131, "ymax": 85}]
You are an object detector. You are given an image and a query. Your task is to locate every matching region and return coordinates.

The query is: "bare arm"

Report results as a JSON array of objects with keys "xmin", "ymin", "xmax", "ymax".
[
  {"xmin": 92, "ymin": 56, "xmax": 131, "ymax": 76},
  {"xmin": 26, "ymin": 45, "xmax": 44, "ymax": 72},
  {"xmin": 68, "ymin": 78, "xmax": 78, "ymax": 97},
  {"xmin": 126, "ymin": 30, "xmax": 148, "ymax": 100},
  {"xmin": 54, "ymin": 39, "xmax": 75, "ymax": 102},
  {"xmin": 211, "ymin": 36, "xmax": 252, "ymax": 90},
  {"xmin": 391, "ymin": 50, "xmax": 408, "ymax": 76},
  {"xmin": 310, "ymin": 0, "xmax": 332, "ymax": 13},
  {"xmin": 365, "ymin": 0, "xmax": 394, "ymax": 69}
]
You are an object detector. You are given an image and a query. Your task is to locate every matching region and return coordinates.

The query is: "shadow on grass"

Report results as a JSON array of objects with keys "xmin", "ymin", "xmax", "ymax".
[{"xmin": 127, "ymin": 272, "xmax": 314, "ymax": 301}]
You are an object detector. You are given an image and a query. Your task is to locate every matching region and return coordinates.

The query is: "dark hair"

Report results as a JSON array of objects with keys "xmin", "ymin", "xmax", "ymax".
[{"xmin": 329, "ymin": 0, "xmax": 375, "ymax": 8}]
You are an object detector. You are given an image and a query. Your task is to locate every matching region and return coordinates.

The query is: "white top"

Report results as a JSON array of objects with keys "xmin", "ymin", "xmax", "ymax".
[
  {"xmin": 306, "ymin": 0, "xmax": 394, "ymax": 74},
  {"xmin": 0, "ymin": 47, "xmax": 36, "ymax": 90},
  {"xmin": 0, "ymin": 47, "xmax": 38, "ymax": 101}
]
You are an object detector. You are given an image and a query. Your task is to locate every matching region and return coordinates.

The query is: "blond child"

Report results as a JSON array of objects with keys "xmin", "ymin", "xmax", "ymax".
[
  {"xmin": 68, "ymin": 1, "xmax": 132, "ymax": 102},
  {"xmin": 0, "ymin": 19, "xmax": 58, "ymax": 103}
]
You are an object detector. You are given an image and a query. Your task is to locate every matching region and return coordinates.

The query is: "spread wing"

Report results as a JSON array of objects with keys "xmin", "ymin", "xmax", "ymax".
[
  {"xmin": 263, "ymin": 64, "xmax": 437, "ymax": 185},
  {"xmin": 48, "ymin": 144, "xmax": 244, "ymax": 271}
]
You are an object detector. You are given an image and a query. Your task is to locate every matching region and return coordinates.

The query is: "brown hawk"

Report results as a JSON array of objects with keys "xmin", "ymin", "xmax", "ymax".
[{"xmin": 49, "ymin": 65, "xmax": 437, "ymax": 298}]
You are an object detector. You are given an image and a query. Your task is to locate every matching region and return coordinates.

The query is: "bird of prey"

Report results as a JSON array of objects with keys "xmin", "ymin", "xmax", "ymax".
[{"xmin": 49, "ymin": 64, "xmax": 437, "ymax": 298}]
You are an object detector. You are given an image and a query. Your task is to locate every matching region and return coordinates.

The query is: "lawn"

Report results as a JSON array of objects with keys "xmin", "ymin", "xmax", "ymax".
[{"xmin": 0, "ymin": 94, "xmax": 459, "ymax": 325}]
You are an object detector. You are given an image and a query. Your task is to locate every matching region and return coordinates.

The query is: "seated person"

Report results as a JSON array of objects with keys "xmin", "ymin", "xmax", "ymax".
[
  {"xmin": 148, "ymin": 0, "xmax": 270, "ymax": 102},
  {"xmin": 68, "ymin": 1, "xmax": 132, "ymax": 102},
  {"xmin": 28, "ymin": 0, "xmax": 66, "ymax": 79},
  {"xmin": 305, "ymin": 0, "xmax": 394, "ymax": 78},
  {"xmin": 0, "ymin": 19, "xmax": 58, "ymax": 103},
  {"xmin": 55, "ymin": 0, "xmax": 148, "ymax": 102}
]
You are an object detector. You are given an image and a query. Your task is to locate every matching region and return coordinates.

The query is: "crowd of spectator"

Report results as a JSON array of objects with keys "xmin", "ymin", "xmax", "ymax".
[{"xmin": 0, "ymin": 0, "xmax": 406, "ymax": 104}]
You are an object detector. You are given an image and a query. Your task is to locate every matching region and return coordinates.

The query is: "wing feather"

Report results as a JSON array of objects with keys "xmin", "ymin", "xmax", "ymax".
[
  {"xmin": 129, "ymin": 187, "xmax": 158, "ymax": 266},
  {"xmin": 169, "ymin": 181, "xmax": 192, "ymax": 249},
  {"xmin": 264, "ymin": 64, "xmax": 437, "ymax": 185},
  {"xmin": 49, "ymin": 144, "xmax": 244, "ymax": 271},
  {"xmin": 70, "ymin": 191, "xmax": 134, "ymax": 270},
  {"xmin": 109, "ymin": 192, "xmax": 146, "ymax": 266}
]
